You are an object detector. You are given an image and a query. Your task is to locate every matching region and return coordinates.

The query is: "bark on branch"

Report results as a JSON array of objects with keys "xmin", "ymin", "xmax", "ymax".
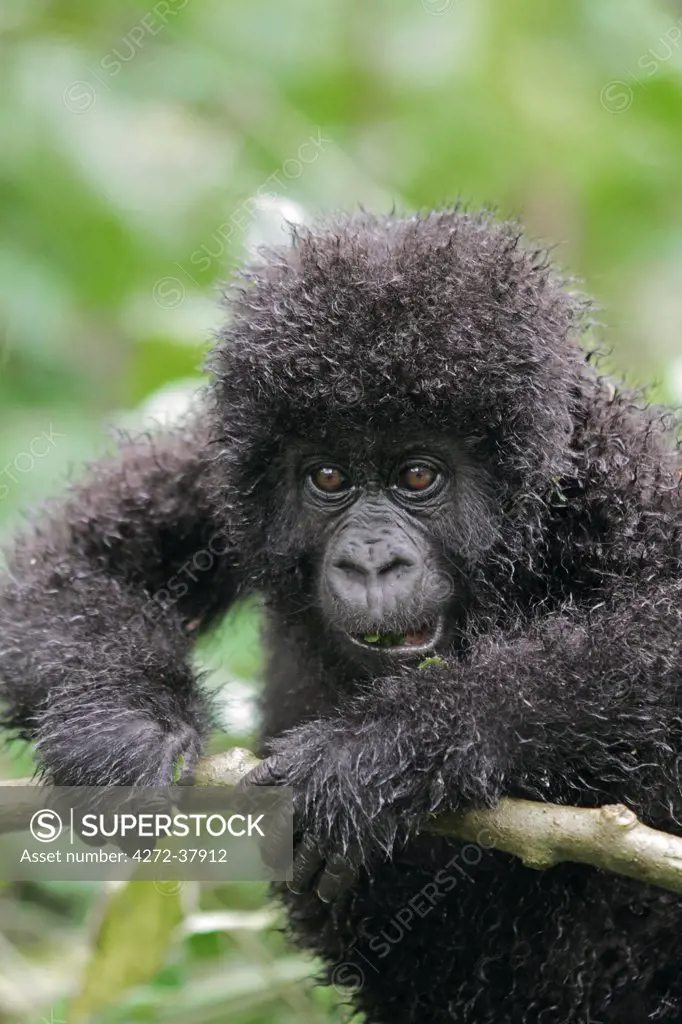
[{"xmin": 2, "ymin": 749, "xmax": 682, "ymax": 895}]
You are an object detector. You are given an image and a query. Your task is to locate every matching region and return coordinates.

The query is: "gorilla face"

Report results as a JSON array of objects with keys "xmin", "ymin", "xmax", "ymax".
[{"xmin": 290, "ymin": 433, "xmax": 499, "ymax": 664}]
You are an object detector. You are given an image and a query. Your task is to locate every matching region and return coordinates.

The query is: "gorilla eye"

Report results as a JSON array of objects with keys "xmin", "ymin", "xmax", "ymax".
[
  {"xmin": 398, "ymin": 464, "xmax": 438, "ymax": 492},
  {"xmin": 310, "ymin": 467, "xmax": 349, "ymax": 494}
]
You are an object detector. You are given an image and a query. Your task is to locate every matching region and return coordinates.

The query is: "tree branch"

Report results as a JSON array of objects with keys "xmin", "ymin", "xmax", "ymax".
[
  {"xmin": 431, "ymin": 799, "xmax": 682, "ymax": 894},
  {"xmin": 2, "ymin": 749, "xmax": 682, "ymax": 894}
]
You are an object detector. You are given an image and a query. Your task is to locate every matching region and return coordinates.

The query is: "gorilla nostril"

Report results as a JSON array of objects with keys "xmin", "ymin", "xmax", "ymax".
[
  {"xmin": 333, "ymin": 557, "xmax": 368, "ymax": 578},
  {"xmin": 333, "ymin": 555, "xmax": 416, "ymax": 580},
  {"xmin": 377, "ymin": 556, "xmax": 415, "ymax": 577}
]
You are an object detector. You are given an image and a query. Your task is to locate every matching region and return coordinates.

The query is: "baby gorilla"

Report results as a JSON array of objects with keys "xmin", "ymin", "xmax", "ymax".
[{"xmin": 1, "ymin": 208, "xmax": 681, "ymax": 1023}]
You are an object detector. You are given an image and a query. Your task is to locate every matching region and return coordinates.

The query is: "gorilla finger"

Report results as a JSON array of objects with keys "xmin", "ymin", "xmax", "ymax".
[
  {"xmin": 241, "ymin": 756, "xmax": 286, "ymax": 788},
  {"xmin": 259, "ymin": 811, "xmax": 295, "ymax": 870},
  {"xmin": 315, "ymin": 854, "xmax": 358, "ymax": 903},
  {"xmin": 287, "ymin": 834, "xmax": 325, "ymax": 894},
  {"xmin": 233, "ymin": 760, "xmax": 286, "ymax": 823}
]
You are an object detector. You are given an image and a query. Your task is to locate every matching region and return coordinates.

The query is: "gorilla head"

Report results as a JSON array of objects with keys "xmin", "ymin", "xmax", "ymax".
[{"xmin": 208, "ymin": 208, "xmax": 588, "ymax": 665}]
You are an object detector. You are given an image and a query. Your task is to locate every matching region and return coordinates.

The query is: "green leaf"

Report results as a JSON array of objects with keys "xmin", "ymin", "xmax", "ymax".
[
  {"xmin": 418, "ymin": 656, "xmax": 446, "ymax": 670},
  {"xmin": 382, "ymin": 632, "xmax": 406, "ymax": 646},
  {"xmin": 69, "ymin": 879, "xmax": 183, "ymax": 1023},
  {"xmin": 172, "ymin": 753, "xmax": 186, "ymax": 784}
]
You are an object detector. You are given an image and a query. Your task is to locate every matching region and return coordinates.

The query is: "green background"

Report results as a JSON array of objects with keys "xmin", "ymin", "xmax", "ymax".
[{"xmin": 1, "ymin": 0, "xmax": 681, "ymax": 1020}]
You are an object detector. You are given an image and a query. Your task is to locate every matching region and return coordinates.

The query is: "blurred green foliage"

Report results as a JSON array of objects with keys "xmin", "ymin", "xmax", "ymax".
[{"xmin": 1, "ymin": 0, "xmax": 682, "ymax": 1020}]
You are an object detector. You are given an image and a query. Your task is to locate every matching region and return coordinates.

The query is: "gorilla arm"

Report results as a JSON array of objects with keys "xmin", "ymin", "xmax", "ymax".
[
  {"xmin": 249, "ymin": 578, "xmax": 681, "ymax": 899},
  {"xmin": 0, "ymin": 423, "xmax": 239, "ymax": 786}
]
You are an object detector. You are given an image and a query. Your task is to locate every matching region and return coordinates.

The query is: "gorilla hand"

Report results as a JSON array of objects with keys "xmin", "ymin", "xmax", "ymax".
[{"xmin": 242, "ymin": 719, "xmax": 418, "ymax": 904}]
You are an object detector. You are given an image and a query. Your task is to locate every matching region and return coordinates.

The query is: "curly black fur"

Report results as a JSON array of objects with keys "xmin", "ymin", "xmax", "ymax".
[{"xmin": 1, "ymin": 208, "xmax": 681, "ymax": 1022}]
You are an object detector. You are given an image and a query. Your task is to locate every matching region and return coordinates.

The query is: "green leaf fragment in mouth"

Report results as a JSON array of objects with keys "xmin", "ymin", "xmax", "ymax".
[{"xmin": 363, "ymin": 631, "xmax": 407, "ymax": 647}]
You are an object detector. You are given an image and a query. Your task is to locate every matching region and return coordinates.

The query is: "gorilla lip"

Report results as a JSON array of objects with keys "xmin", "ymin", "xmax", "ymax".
[{"xmin": 349, "ymin": 618, "xmax": 443, "ymax": 655}]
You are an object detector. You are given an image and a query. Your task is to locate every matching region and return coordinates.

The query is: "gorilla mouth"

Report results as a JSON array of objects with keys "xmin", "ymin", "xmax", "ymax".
[{"xmin": 349, "ymin": 618, "xmax": 443, "ymax": 655}]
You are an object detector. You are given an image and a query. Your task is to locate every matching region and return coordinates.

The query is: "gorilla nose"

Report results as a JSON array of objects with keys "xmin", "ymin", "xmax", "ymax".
[{"xmin": 329, "ymin": 536, "xmax": 421, "ymax": 614}]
